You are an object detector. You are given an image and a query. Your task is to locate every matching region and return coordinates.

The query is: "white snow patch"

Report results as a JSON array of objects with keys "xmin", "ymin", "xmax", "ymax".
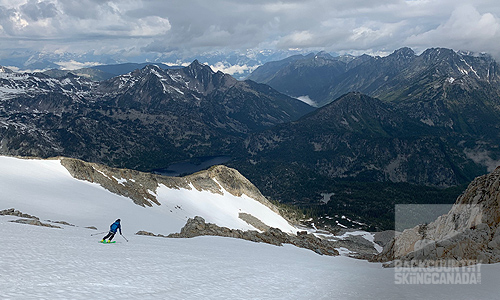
[
  {"xmin": 170, "ymin": 86, "xmax": 184, "ymax": 95},
  {"xmin": 335, "ymin": 221, "xmax": 348, "ymax": 228},
  {"xmin": 94, "ymin": 169, "xmax": 111, "ymax": 179},
  {"xmin": 111, "ymin": 176, "xmax": 127, "ymax": 185},
  {"xmin": 460, "ymin": 58, "xmax": 480, "ymax": 78},
  {"xmin": 150, "ymin": 67, "xmax": 163, "ymax": 78},
  {"xmin": 337, "ymin": 231, "xmax": 383, "ymax": 253}
]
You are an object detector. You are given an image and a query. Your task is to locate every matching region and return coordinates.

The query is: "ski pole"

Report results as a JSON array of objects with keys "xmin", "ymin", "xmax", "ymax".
[
  {"xmin": 121, "ymin": 234, "xmax": 129, "ymax": 242},
  {"xmin": 91, "ymin": 231, "xmax": 108, "ymax": 236}
]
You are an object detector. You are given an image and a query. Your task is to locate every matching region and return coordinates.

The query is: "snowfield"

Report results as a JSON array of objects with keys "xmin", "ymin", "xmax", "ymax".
[
  {"xmin": 1, "ymin": 155, "xmax": 500, "ymax": 299},
  {"xmin": 0, "ymin": 156, "xmax": 295, "ymax": 235},
  {"xmin": 2, "ymin": 218, "xmax": 500, "ymax": 299}
]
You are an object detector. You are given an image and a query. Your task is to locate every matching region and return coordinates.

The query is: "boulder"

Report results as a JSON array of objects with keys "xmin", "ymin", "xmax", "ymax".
[{"xmin": 161, "ymin": 216, "xmax": 340, "ymax": 256}]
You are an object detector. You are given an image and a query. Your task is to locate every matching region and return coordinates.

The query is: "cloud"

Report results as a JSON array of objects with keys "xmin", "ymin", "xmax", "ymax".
[
  {"xmin": 0, "ymin": 0, "xmax": 499, "ymax": 61},
  {"xmin": 20, "ymin": 0, "xmax": 58, "ymax": 21},
  {"xmin": 209, "ymin": 62, "xmax": 258, "ymax": 76},
  {"xmin": 0, "ymin": 0, "xmax": 170, "ymax": 41},
  {"xmin": 295, "ymin": 95, "xmax": 318, "ymax": 107},
  {"xmin": 54, "ymin": 60, "xmax": 102, "ymax": 70},
  {"xmin": 405, "ymin": 4, "xmax": 500, "ymax": 58},
  {"xmin": 130, "ymin": 16, "xmax": 171, "ymax": 37},
  {"xmin": 464, "ymin": 148, "xmax": 500, "ymax": 172}
]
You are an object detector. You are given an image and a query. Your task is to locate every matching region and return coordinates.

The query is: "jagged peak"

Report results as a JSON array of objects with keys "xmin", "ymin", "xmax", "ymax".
[
  {"xmin": 0, "ymin": 65, "xmax": 14, "ymax": 73},
  {"xmin": 125, "ymin": 64, "xmax": 165, "ymax": 79},
  {"xmin": 186, "ymin": 59, "xmax": 214, "ymax": 74},
  {"xmin": 391, "ymin": 47, "xmax": 415, "ymax": 57},
  {"xmin": 419, "ymin": 47, "xmax": 457, "ymax": 60},
  {"xmin": 314, "ymin": 51, "xmax": 335, "ymax": 60},
  {"xmin": 141, "ymin": 64, "xmax": 163, "ymax": 73},
  {"xmin": 386, "ymin": 47, "xmax": 416, "ymax": 63},
  {"xmin": 311, "ymin": 92, "xmax": 388, "ymax": 119}
]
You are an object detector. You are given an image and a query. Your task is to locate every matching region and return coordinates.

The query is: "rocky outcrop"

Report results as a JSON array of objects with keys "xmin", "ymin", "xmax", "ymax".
[
  {"xmin": 238, "ymin": 212, "xmax": 271, "ymax": 231},
  {"xmin": 136, "ymin": 230, "xmax": 168, "ymax": 238},
  {"xmin": 46, "ymin": 220, "xmax": 75, "ymax": 227},
  {"xmin": 1, "ymin": 208, "xmax": 94, "ymax": 229},
  {"xmin": 138, "ymin": 216, "xmax": 339, "ymax": 256},
  {"xmin": 9, "ymin": 218, "xmax": 61, "ymax": 228},
  {"xmin": 0, "ymin": 208, "xmax": 39, "ymax": 219},
  {"xmin": 373, "ymin": 230, "xmax": 398, "ymax": 248},
  {"xmin": 60, "ymin": 157, "xmax": 161, "ymax": 207},
  {"xmin": 183, "ymin": 165, "xmax": 280, "ymax": 214},
  {"xmin": 0, "ymin": 209, "xmax": 61, "ymax": 228},
  {"xmin": 374, "ymin": 166, "xmax": 500, "ymax": 265},
  {"xmin": 60, "ymin": 157, "xmax": 280, "ymax": 215}
]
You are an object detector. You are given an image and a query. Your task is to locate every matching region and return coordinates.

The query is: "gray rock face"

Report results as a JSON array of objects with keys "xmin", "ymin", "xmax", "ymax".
[
  {"xmin": 139, "ymin": 216, "xmax": 340, "ymax": 256},
  {"xmin": 9, "ymin": 218, "xmax": 61, "ymax": 228},
  {"xmin": 373, "ymin": 230, "xmax": 399, "ymax": 248},
  {"xmin": 60, "ymin": 157, "xmax": 281, "ymax": 216},
  {"xmin": 0, "ymin": 208, "xmax": 39, "ymax": 219},
  {"xmin": 238, "ymin": 212, "xmax": 271, "ymax": 231},
  {"xmin": 0, "ymin": 208, "xmax": 77, "ymax": 229},
  {"xmin": 374, "ymin": 166, "xmax": 500, "ymax": 264}
]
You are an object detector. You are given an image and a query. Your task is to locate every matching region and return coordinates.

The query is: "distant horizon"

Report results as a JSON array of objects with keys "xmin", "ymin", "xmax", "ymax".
[
  {"xmin": 0, "ymin": 1, "xmax": 498, "ymax": 75},
  {"xmin": 1, "ymin": 46, "xmax": 497, "ymax": 80}
]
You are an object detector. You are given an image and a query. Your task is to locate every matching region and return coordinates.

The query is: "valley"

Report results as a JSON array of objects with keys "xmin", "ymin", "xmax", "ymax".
[{"xmin": 1, "ymin": 47, "xmax": 500, "ymax": 230}]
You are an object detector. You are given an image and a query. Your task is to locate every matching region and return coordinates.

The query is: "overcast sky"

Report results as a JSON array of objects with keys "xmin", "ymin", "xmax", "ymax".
[{"xmin": 0, "ymin": 0, "xmax": 499, "ymax": 61}]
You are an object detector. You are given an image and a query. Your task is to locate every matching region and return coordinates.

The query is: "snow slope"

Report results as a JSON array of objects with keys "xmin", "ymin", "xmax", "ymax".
[
  {"xmin": 2, "ymin": 155, "xmax": 500, "ymax": 299},
  {"xmin": 2, "ymin": 216, "xmax": 500, "ymax": 299},
  {"xmin": 0, "ymin": 156, "xmax": 295, "ymax": 235}
]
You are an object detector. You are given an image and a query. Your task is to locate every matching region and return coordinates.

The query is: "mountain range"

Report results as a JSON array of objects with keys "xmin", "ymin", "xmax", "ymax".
[
  {"xmin": 248, "ymin": 47, "xmax": 500, "ymax": 106},
  {"xmin": 1, "ymin": 47, "xmax": 500, "ymax": 230},
  {"xmin": 0, "ymin": 48, "xmax": 307, "ymax": 79},
  {"xmin": 241, "ymin": 48, "xmax": 500, "ymax": 182},
  {"xmin": 0, "ymin": 61, "xmax": 312, "ymax": 170},
  {"xmin": 235, "ymin": 48, "xmax": 500, "ymax": 228},
  {"xmin": 43, "ymin": 62, "xmax": 184, "ymax": 81}
]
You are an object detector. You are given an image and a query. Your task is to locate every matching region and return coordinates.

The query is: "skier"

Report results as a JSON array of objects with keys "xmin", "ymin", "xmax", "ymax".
[{"xmin": 101, "ymin": 219, "xmax": 122, "ymax": 243}]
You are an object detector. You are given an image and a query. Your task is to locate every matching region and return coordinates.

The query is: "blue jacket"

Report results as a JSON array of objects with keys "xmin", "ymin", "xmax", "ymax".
[{"xmin": 110, "ymin": 221, "xmax": 122, "ymax": 234}]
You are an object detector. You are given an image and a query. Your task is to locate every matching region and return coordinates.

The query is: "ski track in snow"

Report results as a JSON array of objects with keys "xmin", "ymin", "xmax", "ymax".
[{"xmin": 2, "ymin": 218, "xmax": 500, "ymax": 299}]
